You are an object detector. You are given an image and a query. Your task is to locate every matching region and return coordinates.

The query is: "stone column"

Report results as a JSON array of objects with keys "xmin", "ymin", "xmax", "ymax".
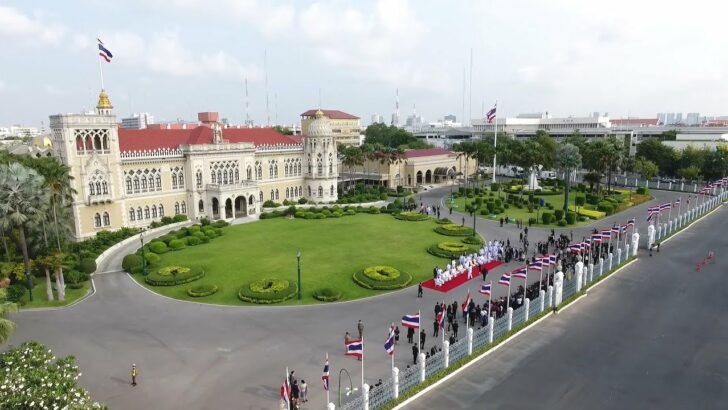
[
  {"xmin": 588, "ymin": 263, "xmax": 594, "ymax": 283},
  {"xmin": 539, "ymin": 289, "xmax": 545, "ymax": 312},
  {"xmin": 575, "ymin": 263, "xmax": 583, "ymax": 292},
  {"xmin": 608, "ymin": 252, "xmax": 613, "ymax": 270},
  {"xmin": 363, "ymin": 383, "xmax": 370, "ymax": 410},
  {"xmin": 631, "ymin": 232, "xmax": 639, "ymax": 256},
  {"xmin": 443, "ymin": 341, "xmax": 449, "ymax": 368},
  {"xmin": 507, "ymin": 307, "xmax": 513, "ymax": 331},
  {"xmin": 668, "ymin": 181, "xmax": 672, "ymax": 190},
  {"xmin": 668, "ymin": 220, "xmax": 673, "ymax": 233},
  {"xmin": 419, "ymin": 354, "xmax": 426, "ymax": 382},
  {"xmin": 467, "ymin": 327, "xmax": 474, "ymax": 355},
  {"xmin": 617, "ymin": 248, "xmax": 622, "ymax": 264},
  {"xmin": 548, "ymin": 285, "xmax": 554, "ymax": 307},
  {"xmin": 681, "ymin": 181, "xmax": 684, "ymax": 191},
  {"xmin": 328, "ymin": 402, "xmax": 336, "ymax": 410},
  {"xmin": 554, "ymin": 270, "xmax": 564, "ymax": 307},
  {"xmin": 657, "ymin": 224, "xmax": 662, "ymax": 240},
  {"xmin": 392, "ymin": 367, "xmax": 399, "ymax": 399},
  {"xmin": 487, "ymin": 316, "xmax": 494, "ymax": 343},
  {"xmin": 524, "ymin": 298, "xmax": 530, "ymax": 322},
  {"xmin": 599, "ymin": 258, "xmax": 604, "ymax": 277}
]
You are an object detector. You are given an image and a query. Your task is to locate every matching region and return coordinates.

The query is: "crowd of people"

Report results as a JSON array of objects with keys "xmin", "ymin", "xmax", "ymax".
[{"xmin": 432, "ymin": 240, "xmax": 505, "ymax": 288}]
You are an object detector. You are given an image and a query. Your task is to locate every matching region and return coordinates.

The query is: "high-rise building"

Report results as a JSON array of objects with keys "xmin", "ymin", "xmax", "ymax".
[
  {"xmin": 121, "ymin": 113, "xmax": 154, "ymax": 129},
  {"xmin": 444, "ymin": 114, "xmax": 457, "ymax": 123},
  {"xmin": 686, "ymin": 112, "xmax": 701, "ymax": 126},
  {"xmin": 300, "ymin": 109, "xmax": 360, "ymax": 147}
]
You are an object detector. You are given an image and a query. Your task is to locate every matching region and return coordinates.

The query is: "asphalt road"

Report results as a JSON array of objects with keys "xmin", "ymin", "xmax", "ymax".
[
  {"xmin": 7, "ymin": 185, "xmax": 689, "ymax": 410},
  {"xmin": 407, "ymin": 201, "xmax": 728, "ymax": 410}
]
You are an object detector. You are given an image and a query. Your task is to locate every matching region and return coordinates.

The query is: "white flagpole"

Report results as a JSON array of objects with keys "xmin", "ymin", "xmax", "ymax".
[
  {"xmin": 677, "ymin": 196, "xmax": 682, "ymax": 221},
  {"xmin": 668, "ymin": 201, "xmax": 673, "ymax": 224},
  {"xmin": 285, "ymin": 366, "xmax": 291, "ymax": 410},
  {"xmin": 441, "ymin": 300, "xmax": 445, "ymax": 344},
  {"xmin": 98, "ymin": 56, "xmax": 105, "ymax": 90},
  {"xmin": 538, "ymin": 263, "xmax": 543, "ymax": 297},
  {"xmin": 326, "ymin": 353, "xmax": 330, "ymax": 407},
  {"xmin": 487, "ymin": 282, "xmax": 492, "ymax": 319},
  {"xmin": 466, "ymin": 288, "xmax": 470, "ymax": 329},
  {"xmin": 492, "ymin": 101, "xmax": 498, "ymax": 183},
  {"xmin": 361, "ymin": 331, "xmax": 365, "ymax": 393},
  {"xmin": 506, "ymin": 278, "xmax": 511, "ymax": 311},
  {"xmin": 417, "ymin": 309, "xmax": 421, "ymax": 355}
]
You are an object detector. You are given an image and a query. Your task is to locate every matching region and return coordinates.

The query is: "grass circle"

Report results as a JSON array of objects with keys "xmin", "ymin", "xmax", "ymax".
[
  {"xmin": 434, "ymin": 223, "xmax": 474, "ymax": 236},
  {"xmin": 363, "ymin": 265, "xmax": 401, "ymax": 282},
  {"xmin": 353, "ymin": 266, "xmax": 412, "ymax": 290},
  {"xmin": 393, "ymin": 211, "xmax": 430, "ymax": 221}
]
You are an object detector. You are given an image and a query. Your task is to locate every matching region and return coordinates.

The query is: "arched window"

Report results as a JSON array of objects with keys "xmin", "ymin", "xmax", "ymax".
[
  {"xmin": 259, "ymin": 191, "xmax": 263, "ymax": 202},
  {"xmin": 274, "ymin": 164, "xmax": 278, "ymax": 178},
  {"xmin": 94, "ymin": 213, "xmax": 101, "ymax": 227},
  {"xmin": 152, "ymin": 205, "xmax": 157, "ymax": 218},
  {"xmin": 318, "ymin": 186, "xmax": 323, "ymax": 197},
  {"xmin": 148, "ymin": 176, "xmax": 154, "ymax": 191},
  {"xmin": 329, "ymin": 160, "xmax": 333, "ymax": 174},
  {"xmin": 96, "ymin": 182, "xmax": 101, "ymax": 195},
  {"xmin": 257, "ymin": 165, "xmax": 262, "ymax": 180},
  {"xmin": 102, "ymin": 135, "xmax": 109, "ymax": 151},
  {"xmin": 297, "ymin": 162, "xmax": 302, "ymax": 175},
  {"xmin": 275, "ymin": 189, "xmax": 279, "ymax": 200},
  {"xmin": 102, "ymin": 181, "xmax": 108, "ymax": 194},
  {"xmin": 270, "ymin": 190, "xmax": 274, "ymax": 200},
  {"xmin": 286, "ymin": 187, "xmax": 289, "ymax": 198},
  {"xmin": 141, "ymin": 178, "xmax": 148, "ymax": 191},
  {"xmin": 85, "ymin": 136, "xmax": 93, "ymax": 151},
  {"xmin": 317, "ymin": 160, "xmax": 323, "ymax": 176},
  {"xmin": 285, "ymin": 163, "xmax": 289, "ymax": 177},
  {"xmin": 172, "ymin": 174, "xmax": 178, "ymax": 189},
  {"xmin": 217, "ymin": 171, "xmax": 222, "ymax": 184},
  {"xmin": 94, "ymin": 136, "xmax": 102, "ymax": 151},
  {"xmin": 308, "ymin": 186, "xmax": 312, "ymax": 197},
  {"xmin": 89, "ymin": 182, "xmax": 95, "ymax": 195},
  {"xmin": 159, "ymin": 204, "xmax": 164, "ymax": 217},
  {"xmin": 198, "ymin": 200, "xmax": 204, "ymax": 212},
  {"xmin": 144, "ymin": 206, "xmax": 150, "ymax": 219},
  {"xmin": 136, "ymin": 207, "xmax": 142, "ymax": 220},
  {"xmin": 196, "ymin": 170, "xmax": 203, "ymax": 188},
  {"xmin": 247, "ymin": 166, "xmax": 252, "ymax": 180},
  {"xmin": 223, "ymin": 171, "xmax": 228, "ymax": 184},
  {"xmin": 126, "ymin": 177, "xmax": 132, "ymax": 193},
  {"xmin": 269, "ymin": 165, "xmax": 274, "ymax": 178},
  {"xmin": 234, "ymin": 168, "xmax": 239, "ymax": 182},
  {"xmin": 178, "ymin": 173, "xmax": 184, "ymax": 188},
  {"xmin": 76, "ymin": 136, "xmax": 84, "ymax": 153},
  {"xmin": 103, "ymin": 212, "xmax": 110, "ymax": 226},
  {"xmin": 330, "ymin": 185, "xmax": 334, "ymax": 196},
  {"xmin": 174, "ymin": 202, "xmax": 180, "ymax": 215},
  {"xmin": 133, "ymin": 177, "xmax": 140, "ymax": 192},
  {"xmin": 155, "ymin": 174, "xmax": 162, "ymax": 189},
  {"xmin": 211, "ymin": 172, "xmax": 217, "ymax": 184},
  {"xmin": 248, "ymin": 195, "xmax": 253, "ymax": 205},
  {"xmin": 181, "ymin": 201, "xmax": 187, "ymax": 214},
  {"xmin": 129, "ymin": 208, "xmax": 135, "ymax": 221}
]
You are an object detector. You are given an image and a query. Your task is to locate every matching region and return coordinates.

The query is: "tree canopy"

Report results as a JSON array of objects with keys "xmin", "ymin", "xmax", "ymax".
[{"xmin": 363, "ymin": 123, "xmax": 430, "ymax": 149}]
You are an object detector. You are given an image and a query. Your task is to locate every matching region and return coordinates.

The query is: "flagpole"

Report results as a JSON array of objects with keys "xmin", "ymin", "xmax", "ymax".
[
  {"xmin": 285, "ymin": 366, "xmax": 291, "ymax": 410},
  {"xmin": 506, "ymin": 278, "xmax": 511, "ymax": 311},
  {"xmin": 361, "ymin": 332, "xmax": 365, "ymax": 394},
  {"xmin": 466, "ymin": 288, "xmax": 470, "ymax": 330},
  {"xmin": 678, "ymin": 196, "xmax": 682, "ymax": 220},
  {"xmin": 487, "ymin": 282, "xmax": 492, "ymax": 320},
  {"xmin": 417, "ymin": 309, "xmax": 421, "ymax": 357},
  {"xmin": 325, "ymin": 353, "xmax": 330, "ymax": 407},
  {"xmin": 492, "ymin": 101, "xmax": 498, "ymax": 183},
  {"xmin": 441, "ymin": 300, "xmax": 445, "ymax": 344}
]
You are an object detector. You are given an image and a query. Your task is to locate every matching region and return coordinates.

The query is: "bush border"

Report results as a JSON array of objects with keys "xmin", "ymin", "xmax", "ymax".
[
  {"xmin": 312, "ymin": 288, "xmax": 343, "ymax": 302},
  {"xmin": 187, "ymin": 284, "xmax": 219, "ymax": 297},
  {"xmin": 144, "ymin": 267, "xmax": 205, "ymax": 286},
  {"xmin": 352, "ymin": 269, "xmax": 412, "ymax": 290},
  {"xmin": 238, "ymin": 280, "xmax": 298, "ymax": 304}
]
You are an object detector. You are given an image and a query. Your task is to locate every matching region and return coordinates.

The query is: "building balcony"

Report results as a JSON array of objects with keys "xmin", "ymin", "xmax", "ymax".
[
  {"xmin": 86, "ymin": 194, "xmax": 113, "ymax": 205},
  {"xmin": 205, "ymin": 181, "xmax": 258, "ymax": 194}
]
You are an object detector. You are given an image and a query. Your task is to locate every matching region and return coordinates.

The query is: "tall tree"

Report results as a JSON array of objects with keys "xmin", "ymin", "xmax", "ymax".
[
  {"xmin": 533, "ymin": 130, "xmax": 558, "ymax": 170},
  {"xmin": 634, "ymin": 158, "xmax": 659, "ymax": 181},
  {"xmin": 556, "ymin": 143, "xmax": 582, "ymax": 214},
  {"xmin": 0, "ymin": 288, "xmax": 17, "ymax": 344}
]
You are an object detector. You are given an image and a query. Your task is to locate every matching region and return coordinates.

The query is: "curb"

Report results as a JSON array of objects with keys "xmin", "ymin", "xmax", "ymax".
[{"xmin": 19, "ymin": 276, "xmax": 97, "ymax": 312}]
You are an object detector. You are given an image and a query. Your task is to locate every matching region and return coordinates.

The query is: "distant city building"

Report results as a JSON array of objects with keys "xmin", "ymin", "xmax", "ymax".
[
  {"xmin": 120, "ymin": 113, "xmax": 154, "ymax": 130},
  {"xmin": 686, "ymin": 112, "xmax": 701, "ymax": 126},
  {"xmin": 663, "ymin": 132, "xmax": 728, "ymax": 151},
  {"xmin": 300, "ymin": 109, "xmax": 361, "ymax": 147},
  {"xmin": 444, "ymin": 114, "xmax": 457, "ymax": 123},
  {"xmin": 0, "ymin": 125, "xmax": 42, "ymax": 139},
  {"xmin": 370, "ymin": 114, "xmax": 384, "ymax": 125}
]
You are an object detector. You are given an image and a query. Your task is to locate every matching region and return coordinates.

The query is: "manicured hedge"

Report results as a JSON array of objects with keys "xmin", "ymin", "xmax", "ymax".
[
  {"xmin": 565, "ymin": 212, "xmax": 576, "ymax": 224},
  {"xmin": 427, "ymin": 242, "xmax": 478, "ymax": 259},
  {"xmin": 149, "ymin": 241, "xmax": 169, "ymax": 254},
  {"xmin": 313, "ymin": 287, "xmax": 343, "ymax": 302},
  {"xmin": 144, "ymin": 266, "xmax": 204, "ymax": 286},
  {"xmin": 393, "ymin": 211, "xmax": 429, "ymax": 221},
  {"xmin": 435, "ymin": 218, "xmax": 452, "ymax": 225},
  {"xmin": 461, "ymin": 235, "xmax": 484, "ymax": 245},
  {"xmin": 434, "ymin": 224, "xmax": 474, "ymax": 236},
  {"xmin": 169, "ymin": 239, "xmax": 186, "ymax": 250},
  {"xmin": 122, "ymin": 254, "xmax": 143, "ymax": 273},
  {"xmin": 238, "ymin": 278, "xmax": 298, "ymax": 304},
  {"xmin": 186, "ymin": 236, "xmax": 202, "ymax": 246},
  {"xmin": 144, "ymin": 253, "xmax": 160, "ymax": 265},
  {"xmin": 187, "ymin": 284, "xmax": 218, "ymax": 297},
  {"xmin": 353, "ymin": 266, "xmax": 412, "ymax": 290}
]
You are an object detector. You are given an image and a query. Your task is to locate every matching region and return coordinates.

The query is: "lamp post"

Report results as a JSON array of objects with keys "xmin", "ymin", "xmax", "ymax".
[
  {"xmin": 296, "ymin": 250, "xmax": 302, "ymax": 302},
  {"xmin": 139, "ymin": 232, "xmax": 148, "ymax": 276},
  {"xmin": 472, "ymin": 208, "xmax": 476, "ymax": 237},
  {"xmin": 338, "ymin": 368, "xmax": 357, "ymax": 408}
]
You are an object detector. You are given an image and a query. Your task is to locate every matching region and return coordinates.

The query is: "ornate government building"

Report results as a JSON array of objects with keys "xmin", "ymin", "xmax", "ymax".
[{"xmin": 51, "ymin": 90, "xmax": 338, "ymax": 240}]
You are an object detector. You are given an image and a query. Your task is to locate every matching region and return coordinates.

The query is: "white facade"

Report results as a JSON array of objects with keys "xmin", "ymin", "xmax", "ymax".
[{"xmin": 121, "ymin": 113, "xmax": 154, "ymax": 130}]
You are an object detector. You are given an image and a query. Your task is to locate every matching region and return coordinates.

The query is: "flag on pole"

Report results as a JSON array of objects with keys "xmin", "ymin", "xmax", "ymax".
[
  {"xmin": 620, "ymin": 225, "xmax": 628, "ymax": 234},
  {"xmin": 569, "ymin": 242, "xmax": 583, "ymax": 253},
  {"xmin": 647, "ymin": 206, "xmax": 660, "ymax": 221},
  {"xmin": 498, "ymin": 272, "xmax": 511, "ymax": 286},
  {"xmin": 401, "ymin": 313, "xmax": 420, "ymax": 329},
  {"xmin": 322, "ymin": 359, "xmax": 330, "ymax": 391},
  {"xmin": 97, "ymin": 38, "xmax": 113, "ymax": 63},
  {"xmin": 512, "ymin": 267, "xmax": 528, "ymax": 278},
  {"xmin": 436, "ymin": 309, "xmax": 445, "ymax": 330},
  {"xmin": 601, "ymin": 229, "xmax": 612, "ymax": 240},
  {"xmin": 611, "ymin": 226, "xmax": 620, "ymax": 235},
  {"xmin": 479, "ymin": 282, "xmax": 492, "ymax": 296},
  {"xmin": 281, "ymin": 375, "xmax": 291, "ymax": 408},
  {"xmin": 384, "ymin": 326, "xmax": 396, "ymax": 356},
  {"xmin": 526, "ymin": 260, "xmax": 542, "ymax": 272},
  {"xmin": 675, "ymin": 198, "xmax": 681, "ymax": 207},
  {"xmin": 486, "ymin": 106, "xmax": 497, "ymax": 123},
  {"xmin": 627, "ymin": 218, "xmax": 635, "ymax": 227},
  {"xmin": 591, "ymin": 233, "xmax": 603, "ymax": 243},
  {"xmin": 659, "ymin": 202, "xmax": 672, "ymax": 212},
  {"xmin": 345, "ymin": 339, "xmax": 363, "ymax": 358},
  {"xmin": 548, "ymin": 254, "xmax": 557, "ymax": 267},
  {"xmin": 461, "ymin": 290, "xmax": 472, "ymax": 312}
]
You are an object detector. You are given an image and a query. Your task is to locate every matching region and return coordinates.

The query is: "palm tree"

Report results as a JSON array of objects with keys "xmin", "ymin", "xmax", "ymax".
[
  {"xmin": 455, "ymin": 142, "xmax": 477, "ymax": 187},
  {"xmin": 0, "ymin": 162, "xmax": 49, "ymax": 302},
  {"xmin": 341, "ymin": 146, "xmax": 363, "ymax": 191},
  {"xmin": 556, "ymin": 143, "xmax": 582, "ymax": 214},
  {"xmin": 37, "ymin": 158, "xmax": 75, "ymax": 250},
  {"xmin": 0, "ymin": 288, "xmax": 18, "ymax": 344}
]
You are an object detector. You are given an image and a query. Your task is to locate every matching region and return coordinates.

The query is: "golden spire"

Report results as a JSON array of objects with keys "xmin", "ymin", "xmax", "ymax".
[
  {"xmin": 315, "ymin": 109, "xmax": 324, "ymax": 118},
  {"xmin": 96, "ymin": 89, "xmax": 113, "ymax": 110}
]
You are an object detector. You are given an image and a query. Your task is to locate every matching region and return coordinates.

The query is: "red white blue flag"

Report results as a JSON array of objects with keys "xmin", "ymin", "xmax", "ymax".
[
  {"xmin": 321, "ymin": 359, "xmax": 330, "ymax": 391},
  {"xmin": 345, "ymin": 339, "xmax": 363, "ymax": 358},
  {"xmin": 548, "ymin": 254, "xmax": 557, "ymax": 267},
  {"xmin": 479, "ymin": 282, "xmax": 492, "ymax": 296},
  {"xmin": 384, "ymin": 325, "xmax": 395, "ymax": 356},
  {"xmin": 591, "ymin": 233, "xmax": 603, "ymax": 243},
  {"xmin": 486, "ymin": 105, "xmax": 497, "ymax": 123},
  {"xmin": 513, "ymin": 267, "xmax": 528, "ymax": 279},
  {"xmin": 462, "ymin": 290, "xmax": 472, "ymax": 312},
  {"xmin": 281, "ymin": 377, "xmax": 291, "ymax": 406},
  {"xmin": 627, "ymin": 218, "xmax": 635, "ymax": 227},
  {"xmin": 498, "ymin": 273, "xmax": 511, "ymax": 286},
  {"xmin": 436, "ymin": 306, "xmax": 445, "ymax": 329},
  {"xmin": 601, "ymin": 230, "xmax": 612, "ymax": 240},
  {"xmin": 97, "ymin": 38, "xmax": 113, "ymax": 63},
  {"xmin": 401, "ymin": 313, "xmax": 420, "ymax": 329}
]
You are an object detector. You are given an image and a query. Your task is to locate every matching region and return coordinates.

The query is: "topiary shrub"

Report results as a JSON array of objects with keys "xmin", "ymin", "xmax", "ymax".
[
  {"xmin": 427, "ymin": 242, "xmax": 478, "ymax": 258},
  {"xmin": 78, "ymin": 258, "xmax": 97, "ymax": 274},
  {"xmin": 353, "ymin": 266, "xmax": 412, "ymax": 290},
  {"xmin": 187, "ymin": 284, "xmax": 218, "ymax": 297},
  {"xmin": 541, "ymin": 212, "xmax": 553, "ymax": 224},
  {"xmin": 212, "ymin": 220, "xmax": 229, "ymax": 228},
  {"xmin": 557, "ymin": 220, "xmax": 567, "ymax": 227},
  {"xmin": 565, "ymin": 212, "xmax": 576, "ymax": 225},
  {"xmin": 122, "ymin": 254, "xmax": 143, "ymax": 273},
  {"xmin": 345, "ymin": 209, "xmax": 356, "ymax": 216},
  {"xmin": 169, "ymin": 239, "xmax": 186, "ymax": 250},
  {"xmin": 158, "ymin": 234, "xmax": 177, "ymax": 245},
  {"xmin": 313, "ymin": 287, "xmax": 343, "ymax": 302},
  {"xmin": 393, "ymin": 211, "xmax": 429, "ymax": 221},
  {"xmin": 65, "ymin": 270, "xmax": 86, "ymax": 289},
  {"xmin": 145, "ymin": 266, "xmax": 204, "ymax": 286},
  {"xmin": 172, "ymin": 214, "xmax": 188, "ymax": 223},
  {"xmin": 636, "ymin": 187, "xmax": 647, "ymax": 195},
  {"xmin": 238, "ymin": 278, "xmax": 298, "ymax": 304},
  {"xmin": 149, "ymin": 241, "xmax": 168, "ymax": 254},
  {"xmin": 7, "ymin": 283, "xmax": 28, "ymax": 305},
  {"xmin": 186, "ymin": 236, "xmax": 202, "ymax": 246},
  {"xmin": 597, "ymin": 201, "xmax": 615, "ymax": 215},
  {"xmin": 188, "ymin": 225, "xmax": 201, "ymax": 233},
  {"xmin": 554, "ymin": 209, "xmax": 564, "ymax": 221},
  {"xmin": 462, "ymin": 235, "xmax": 484, "ymax": 245},
  {"xmin": 144, "ymin": 253, "xmax": 160, "ymax": 265},
  {"xmin": 435, "ymin": 218, "xmax": 452, "ymax": 224},
  {"xmin": 434, "ymin": 224, "xmax": 474, "ymax": 237}
]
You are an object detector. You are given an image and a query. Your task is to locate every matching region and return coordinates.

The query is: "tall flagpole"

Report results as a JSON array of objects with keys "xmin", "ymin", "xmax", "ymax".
[
  {"xmin": 678, "ymin": 196, "xmax": 682, "ymax": 221},
  {"xmin": 390, "ymin": 325, "xmax": 395, "ymax": 375},
  {"xmin": 98, "ymin": 56, "xmax": 105, "ymax": 90},
  {"xmin": 441, "ymin": 300, "xmax": 445, "ymax": 344},
  {"xmin": 417, "ymin": 309, "xmax": 421, "ymax": 357},
  {"xmin": 506, "ymin": 278, "xmax": 511, "ymax": 311},
  {"xmin": 361, "ymin": 331, "xmax": 365, "ymax": 393},
  {"xmin": 487, "ymin": 282, "xmax": 492, "ymax": 319},
  {"xmin": 325, "ymin": 353, "xmax": 330, "ymax": 407},
  {"xmin": 285, "ymin": 366, "xmax": 291, "ymax": 410},
  {"xmin": 492, "ymin": 101, "xmax": 498, "ymax": 183},
  {"xmin": 465, "ymin": 288, "xmax": 470, "ymax": 329}
]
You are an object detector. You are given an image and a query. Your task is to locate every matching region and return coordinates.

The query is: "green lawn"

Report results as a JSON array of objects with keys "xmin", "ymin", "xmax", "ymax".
[
  {"xmin": 22, "ymin": 280, "xmax": 91, "ymax": 309},
  {"xmin": 132, "ymin": 214, "xmax": 452, "ymax": 305},
  {"xmin": 447, "ymin": 188, "xmax": 650, "ymax": 227}
]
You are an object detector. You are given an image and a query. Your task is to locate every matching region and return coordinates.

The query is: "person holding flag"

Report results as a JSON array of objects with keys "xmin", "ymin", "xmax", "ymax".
[
  {"xmin": 281, "ymin": 368, "xmax": 291, "ymax": 410},
  {"xmin": 436, "ymin": 302, "xmax": 446, "ymax": 343},
  {"xmin": 461, "ymin": 289, "xmax": 472, "ymax": 327}
]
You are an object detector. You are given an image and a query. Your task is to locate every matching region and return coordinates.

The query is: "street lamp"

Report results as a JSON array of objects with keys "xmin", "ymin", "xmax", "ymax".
[
  {"xmin": 296, "ymin": 250, "xmax": 302, "ymax": 302},
  {"xmin": 338, "ymin": 368, "xmax": 358, "ymax": 408},
  {"xmin": 139, "ymin": 232, "xmax": 148, "ymax": 276}
]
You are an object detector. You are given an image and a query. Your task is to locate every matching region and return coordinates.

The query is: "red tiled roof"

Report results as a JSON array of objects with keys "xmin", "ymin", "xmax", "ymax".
[
  {"xmin": 404, "ymin": 148, "xmax": 453, "ymax": 159},
  {"xmin": 118, "ymin": 126, "xmax": 299, "ymax": 152},
  {"xmin": 300, "ymin": 109, "xmax": 359, "ymax": 120}
]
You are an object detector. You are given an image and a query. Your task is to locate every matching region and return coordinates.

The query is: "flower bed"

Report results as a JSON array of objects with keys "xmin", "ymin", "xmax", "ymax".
[
  {"xmin": 144, "ymin": 266, "xmax": 204, "ymax": 286},
  {"xmin": 238, "ymin": 278, "xmax": 298, "ymax": 304},
  {"xmin": 353, "ymin": 266, "xmax": 412, "ymax": 290},
  {"xmin": 434, "ymin": 223, "xmax": 474, "ymax": 236},
  {"xmin": 187, "ymin": 284, "xmax": 219, "ymax": 297},
  {"xmin": 435, "ymin": 218, "xmax": 452, "ymax": 224},
  {"xmin": 313, "ymin": 287, "xmax": 343, "ymax": 302},
  {"xmin": 427, "ymin": 242, "xmax": 478, "ymax": 259},
  {"xmin": 393, "ymin": 211, "xmax": 430, "ymax": 221},
  {"xmin": 461, "ymin": 235, "xmax": 484, "ymax": 245},
  {"xmin": 567, "ymin": 205, "xmax": 606, "ymax": 219}
]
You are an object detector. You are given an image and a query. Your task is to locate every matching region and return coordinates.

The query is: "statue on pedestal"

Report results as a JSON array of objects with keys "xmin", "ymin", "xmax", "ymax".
[{"xmin": 554, "ymin": 264, "xmax": 564, "ymax": 307}]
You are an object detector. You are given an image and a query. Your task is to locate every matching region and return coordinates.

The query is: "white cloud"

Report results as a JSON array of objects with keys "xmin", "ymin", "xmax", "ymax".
[{"xmin": 0, "ymin": 6, "xmax": 66, "ymax": 45}]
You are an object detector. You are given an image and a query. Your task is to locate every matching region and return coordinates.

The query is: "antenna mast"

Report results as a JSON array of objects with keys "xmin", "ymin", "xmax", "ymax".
[{"xmin": 264, "ymin": 49, "xmax": 270, "ymax": 127}]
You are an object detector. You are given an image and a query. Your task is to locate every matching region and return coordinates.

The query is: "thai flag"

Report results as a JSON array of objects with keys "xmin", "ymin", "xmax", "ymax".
[
  {"xmin": 591, "ymin": 233, "xmax": 602, "ymax": 243},
  {"xmin": 548, "ymin": 254, "xmax": 557, "ymax": 267},
  {"xmin": 436, "ymin": 309, "xmax": 445, "ymax": 329},
  {"xmin": 513, "ymin": 267, "xmax": 528, "ymax": 278},
  {"xmin": 569, "ymin": 243, "xmax": 583, "ymax": 253},
  {"xmin": 281, "ymin": 377, "xmax": 291, "ymax": 405},
  {"xmin": 620, "ymin": 225, "xmax": 628, "ymax": 234},
  {"xmin": 611, "ymin": 226, "xmax": 620, "ymax": 234},
  {"xmin": 675, "ymin": 198, "xmax": 681, "ymax": 206},
  {"xmin": 498, "ymin": 273, "xmax": 511, "ymax": 286},
  {"xmin": 527, "ymin": 260, "xmax": 542, "ymax": 272},
  {"xmin": 401, "ymin": 313, "xmax": 420, "ymax": 329},
  {"xmin": 322, "ymin": 360, "xmax": 330, "ymax": 391},
  {"xmin": 601, "ymin": 230, "xmax": 612, "ymax": 240},
  {"xmin": 462, "ymin": 290, "xmax": 472, "ymax": 312},
  {"xmin": 345, "ymin": 339, "xmax": 363, "ymax": 358},
  {"xmin": 479, "ymin": 282, "xmax": 492, "ymax": 296},
  {"xmin": 384, "ymin": 326, "xmax": 395, "ymax": 356},
  {"xmin": 486, "ymin": 105, "xmax": 497, "ymax": 123},
  {"xmin": 647, "ymin": 207, "xmax": 660, "ymax": 221},
  {"xmin": 627, "ymin": 218, "xmax": 635, "ymax": 227},
  {"xmin": 659, "ymin": 202, "xmax": 672, "ymax": 211},
  {"xmin": 97, "ymin": 38, "xmax": 113, "ymax": 63}
]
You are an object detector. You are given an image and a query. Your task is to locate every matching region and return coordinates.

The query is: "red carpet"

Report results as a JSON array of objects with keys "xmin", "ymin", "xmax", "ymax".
[{"xmin": 421, "ymin": 261, "xmax": 503, "ymax": 293}]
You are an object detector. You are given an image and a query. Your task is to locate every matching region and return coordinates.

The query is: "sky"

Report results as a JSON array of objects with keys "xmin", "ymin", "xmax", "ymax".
[{"xmin": 1, "ymin": 0, "xmax": 727, "ymax": 128}]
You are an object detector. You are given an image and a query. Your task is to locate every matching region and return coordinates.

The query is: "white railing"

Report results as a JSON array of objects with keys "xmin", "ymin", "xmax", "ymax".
[{"xmin": 120, "ymin": 148, "xmax": 183, "ymax": 159}]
